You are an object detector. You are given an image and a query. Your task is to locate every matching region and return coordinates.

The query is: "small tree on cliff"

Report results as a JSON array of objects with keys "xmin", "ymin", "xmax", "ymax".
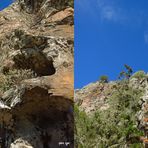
[{"xmin": 118, "ymin": 64, "xmax": 133, "ymax": 80}]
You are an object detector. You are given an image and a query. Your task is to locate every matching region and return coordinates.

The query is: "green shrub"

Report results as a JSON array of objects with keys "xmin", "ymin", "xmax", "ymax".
[
  {"xmin": 131, "ymin": 71, "xmax": 146, "ymax": 79},
  {"xmin": 99, "ymin": 75, "xmax": 109, "ymax": 83},
  {"xmin": 129, "ymin": 143, "xmax": 144, "ymax": 148}
]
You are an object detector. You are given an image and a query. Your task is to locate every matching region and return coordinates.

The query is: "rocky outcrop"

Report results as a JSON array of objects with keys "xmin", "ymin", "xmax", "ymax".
[
  {"xmin": 137, "ymin": 84, "xmax": 148, "ymax": 147},
  {"xmin": 75, "ymin": 81, "xmax": 115, "ymax": 113},
  {"xmin": 0, "ymin": 0, "xmax": 73, "ymax": 147}
]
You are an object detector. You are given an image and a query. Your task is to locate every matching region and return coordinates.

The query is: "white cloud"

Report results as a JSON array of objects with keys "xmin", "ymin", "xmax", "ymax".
[
  {"xmin": 76, "ymin": 0, "xmax": 126, "ymax": 23},
  {"xmin": 101, "ymin": 6, "xmax": 117, "ymax": 21},
  {"xmin": 144, "ymin": 33, "xmax": 148, "ymax": 44},
  {"xmin": 77, "ymin": 0, "xmax": 148, "ymax": 44},
  {"xmin": 97, "ymin": 0, "xmax": 126, "ymax": 23}
]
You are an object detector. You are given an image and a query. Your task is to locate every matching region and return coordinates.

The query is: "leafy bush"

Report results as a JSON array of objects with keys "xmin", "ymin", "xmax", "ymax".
[
  {"xmin": 131, "ymin": 71, "xmax": 146, "ymax": 79},
  {"xmin": 99, "ymin": 75, "xmax": 109, "ymax": 83}
]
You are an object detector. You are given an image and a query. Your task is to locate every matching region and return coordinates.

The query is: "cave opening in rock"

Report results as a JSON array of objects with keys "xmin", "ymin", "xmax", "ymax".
[{"xmin": 13, "ymin": 53, "xmax": 56, "ymax": 76}]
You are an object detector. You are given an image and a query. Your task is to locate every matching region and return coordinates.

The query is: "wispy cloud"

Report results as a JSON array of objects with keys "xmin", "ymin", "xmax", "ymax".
[
  {"xmin": 97, "ymin": 0, "xmax": 127, "ymax": 24},
  {"xmin": 100, "ymin": 6, "xmax": 118, "ymax": 21},
  {"xmin": 76, "ymin": 0, "xmax": 126, "ymax": 23},
  {"xmin": 144, "ymin": 33, "xmax": 148, "ymax": 44},
  {"xmin": 76, "ymin": 0, "xmax": 148, "ymax": 44}
]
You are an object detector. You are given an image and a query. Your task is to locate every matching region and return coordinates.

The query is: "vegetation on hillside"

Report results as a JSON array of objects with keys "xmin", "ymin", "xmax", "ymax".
[
  {"xmin": 131, "ymin": 71, "xmax": 146, "ymax": 80},
  {"xmin": 75, "ymin": 65, "xmax": 146, "ymax": 148}
]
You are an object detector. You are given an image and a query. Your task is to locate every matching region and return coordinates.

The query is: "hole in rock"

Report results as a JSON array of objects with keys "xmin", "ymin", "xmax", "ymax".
[{"xmin": 13, "ymin": 52, "xmax": 56, "ymax": 76}]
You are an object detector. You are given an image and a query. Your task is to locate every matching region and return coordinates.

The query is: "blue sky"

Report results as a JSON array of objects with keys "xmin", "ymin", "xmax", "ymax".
[
  {"xmin": 0, "ymin": 0, "xmax": 12, "ymax": 10},
  {"xmin": 75, "ymin": 0, "xmax": 148, "ymax": 88}
]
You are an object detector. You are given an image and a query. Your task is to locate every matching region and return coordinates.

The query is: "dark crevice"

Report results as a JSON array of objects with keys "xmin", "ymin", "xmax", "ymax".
[
  {"xmin": 41, "ymin": 132, "xmax": 51, "ymax": 148},
  {"xmin": 0, "ymin": 123, "xmax": 13, "ymax": 148},
  {"xmin": 13, "ymin": 53, "xmax": 56, "ymax": 76}
]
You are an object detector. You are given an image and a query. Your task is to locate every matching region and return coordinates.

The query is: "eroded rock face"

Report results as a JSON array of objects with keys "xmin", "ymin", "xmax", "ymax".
[
  {"xmin": 0, "ymin": 0, "xmax": 73, "ymax": 147},
  {"xmin": 137, "ymin": 84, "xmax": 148, "ymax": 147},
  {"xmin": 18, "ymin": 0, "xmax": 72, "ymax": 14},
  {"xmin": 75, "ymin": 81, "xmax": 115, "ymax": 113}
]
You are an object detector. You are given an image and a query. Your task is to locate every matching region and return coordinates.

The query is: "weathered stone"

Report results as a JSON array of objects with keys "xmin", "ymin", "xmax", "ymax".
[
  {"xmin": 75, "ymin": 81, "xmax": 113, "ymax": 113},
  {"xmin": 46, "ymin": 7, "xmax": 74, "ymax": 25},
  {"xmin": 0, "ymin": 0, "xmax": 73, "ymax": 147}
]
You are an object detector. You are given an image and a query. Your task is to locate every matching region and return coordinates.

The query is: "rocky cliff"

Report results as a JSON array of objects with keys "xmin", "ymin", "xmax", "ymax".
[
  {"xmin": 75, "ymin": 72, "xmax": 148, "ymax": 147},
  {"xmin": 0, "ymin": 0, "xmax": 74, "ymax": 147}
]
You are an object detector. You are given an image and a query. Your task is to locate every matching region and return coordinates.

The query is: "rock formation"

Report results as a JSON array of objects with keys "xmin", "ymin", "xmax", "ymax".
[
  {"xmin": 137, "ymin": 84, "xmax": 148, "ymax": 147},
  {"xmin": 75, "ymin": 82, "xmax": 114, "ymax": 113},
  {"xmin": 0, "ymin": 0, "xmax": 74, "ymax": 147}
]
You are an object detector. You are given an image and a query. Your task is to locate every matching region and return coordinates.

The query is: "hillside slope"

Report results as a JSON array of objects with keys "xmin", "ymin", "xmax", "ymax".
[{"xmin": 75, "ymin": 71, "xmax": 148, "ymax": 147}]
